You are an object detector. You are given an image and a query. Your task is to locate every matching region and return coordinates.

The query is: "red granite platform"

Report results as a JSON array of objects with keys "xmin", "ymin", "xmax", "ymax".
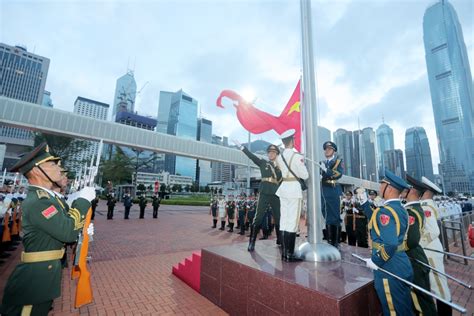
[{"xmin": 200, "ymin": 241, "xmax": 382, "ymax": 315}]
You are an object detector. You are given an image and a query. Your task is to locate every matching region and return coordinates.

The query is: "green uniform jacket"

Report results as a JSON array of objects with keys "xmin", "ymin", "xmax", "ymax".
[
  {"xmin": 405, "ymin": 203, "xmax": 430, "ymax": 270},
  {"xmin": 2, "ymin": 186, "xmax": 91, "ymax": 306},
  {"xmin": 139, "ymin": 198, "xmax": 147, "ymax": 208},
  {"xmin": 152, "ymin": 197, "xmax": 160, "ymax": 208},
  {"xmin": 242, "ymin": 147, "xmax": 282, "ymax": 195}
]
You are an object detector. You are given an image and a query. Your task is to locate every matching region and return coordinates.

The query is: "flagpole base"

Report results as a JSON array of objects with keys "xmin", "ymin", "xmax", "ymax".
[{"xmin": 296, "ymin": 242, "xmax": 341, "ymax": 262}]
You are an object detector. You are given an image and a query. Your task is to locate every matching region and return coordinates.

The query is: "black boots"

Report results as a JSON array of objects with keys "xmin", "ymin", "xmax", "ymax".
[
  {"xmin": 219, "ymin": 221, "xmax": 225, "ymax": 230},
  {"xmin": 275, "ymin": 224, "xmax": 281, "ymax": 245},
  {"xmin": 212, "ymin": 219, "xmax": 217, "ymax": 228},
  {"xmin": 327, "ymin": 225, "xmax": 340, "ymax": 249},
  {"xmin": 259, "ymin": 227, "xmax": 269, "ymax": 240},
  {"xmin": 282, "ymin": 231, "xmax": 302, "ymax": 262},
  {"xmin": 247, "ymin": 225, "xmax": 260, "ymax": 252},
  {"xmin": 227, "ymin": 223, "xmax": 234, "ymax": 232}
]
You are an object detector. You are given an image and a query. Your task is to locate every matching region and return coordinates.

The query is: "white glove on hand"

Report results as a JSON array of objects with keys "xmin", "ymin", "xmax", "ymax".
[
  {"xmin": 319, "ymin": 162, "xmax": 327, "ymax": 173},
  {"xmin": 353, "ymin": 207, "xmax": 359, "ymax": 214},
  {"xmin": 87, "ymin": 223, "xmax": 94, "ymax": 236},
  {"xmin": 232, "ymin": 139, "xmax": 243, "ymax": 150},
  {"xmin": 365, "ymin": 258, "xmax": 378, "ymax": 270},
  {"xmin": 77, "ymin": 186, "xmax": 96, "ymax": 202},
  {"xmin": 355, "ymin": 187, "xmax": 368, "ymax": 205}
]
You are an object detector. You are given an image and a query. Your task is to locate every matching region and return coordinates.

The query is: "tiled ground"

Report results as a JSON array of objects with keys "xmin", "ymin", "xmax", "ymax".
[{"xmin": 0, "ymin": 201, "xmax": 472, "ymax": 315}]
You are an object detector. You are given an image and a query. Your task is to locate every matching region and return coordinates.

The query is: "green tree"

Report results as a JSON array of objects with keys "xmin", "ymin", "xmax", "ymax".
[
  {"xmin": 101, "ymin": 147, "xmax": 134, "ymax": 186},
  {"xmin": 34, "ymin": 132, "xmax": 89, "ymax": 167},
  {"xmin": 177, "ymin": 184, "xmax": 183, "ymax": 192},
  {"xmin": 204, "ymin": 186, "xmax": 210, "ymax": 193},
  {"xmin": 160, "ymin": 184, "xmax": 167, "ymax": 193},
  {"xmin": 184, "ymin": 185, "xmax": 191, "ymax": 192},
  {"xmin": 137, "ymin": 184, "xmax": 146, "ymax": 192}
]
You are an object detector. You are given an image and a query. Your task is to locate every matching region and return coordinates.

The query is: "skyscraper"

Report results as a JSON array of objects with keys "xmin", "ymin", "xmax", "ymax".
[
  {"xmin": 0, "ymin": 43, "xmax": 50, "ymax": 169},
  {"xmin": 42, "ymin": 91, "xmax": 53, "ymax": 107},
  {"xmin": 112, "ymin": 70, "xmax": 136, "ymax": 119},
  {"xmin": 318, "ymin": 126, "xmax": 331, "ymax": 153},
  {"xmin": 376, "ymin": 123, "xmax": 394, "ymax": 180},
  {"xmin": 352, "ymin": 130, "xmax": 362, "ymax": 178},
  {"xmin": 360, "ymin": 127, "xmax": 377, "ymax": 181},
  {"xmin": 423, "ymin": 0, "xmax": 474, "ymax": 193},
  {"xmin": 333, "ymin": 128, "xmax": 353, "ymax": 176},
  {"xmin": 405, "ymin": 127, "xmax": 434, "ymax": 181},
  {"xmin": 164, "ymin": 90, "xmax": 198, "ymax": 179},
  {"xmin": 384, "ymin": 149, "xmax": 405, "ymax": 179},
  {"xmin": 196, "ymin": 118, "xmax": 213, "ymax": 185},
  {"xmin": 211, "ymin": 135, "xmax": 234, "ymax": 183},
  {"xmin": 72, "ymin": 97, "xmax": 109, "ymax": 172}
]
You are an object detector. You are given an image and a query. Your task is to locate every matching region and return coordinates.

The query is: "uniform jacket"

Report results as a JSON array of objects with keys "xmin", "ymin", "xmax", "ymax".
[
  {"xmin": 152, "ymin": 197, "xmax": 161, "ymax": 208},
  {"xmin": 2, "ymin": 186, "xmax": 90, "ymax": 305},
  {"xmin": 276, "ymin": 148, "xmax": 309, "ymax": 199},
  {"xmin": 321, "ymin": 156, "xmax": 343, "ymax": 182},
  {"xmin": 123, "ymin": 195, "xmax": 132, "ymax": 208},
  {"xmin": 241, "ymin": 147, "xmax": 282, "ymax": 195}
]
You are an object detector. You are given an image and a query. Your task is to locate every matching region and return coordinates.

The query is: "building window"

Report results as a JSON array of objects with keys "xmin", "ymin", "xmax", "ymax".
[
  {"xmin": 431, "ymin": 43, "xmax": 447, "ymax": 53},
  {"xmin": 435, "ymin": 70, "xmax": 452, "ymax": 80}
]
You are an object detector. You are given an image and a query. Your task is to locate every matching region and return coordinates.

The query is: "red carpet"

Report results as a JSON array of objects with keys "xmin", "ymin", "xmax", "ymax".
[{"xmin": 172, "ymin": 250, "xmax": 201, "ymax": 292}]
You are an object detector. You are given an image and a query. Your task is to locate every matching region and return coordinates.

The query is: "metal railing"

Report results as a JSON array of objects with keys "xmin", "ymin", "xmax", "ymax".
[{"xmin": 439, "ymin": 210, "xmax": 474, "ymax": 265}]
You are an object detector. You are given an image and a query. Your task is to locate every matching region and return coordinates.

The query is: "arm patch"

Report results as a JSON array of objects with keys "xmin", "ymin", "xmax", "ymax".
[{"xmin": 42, "ymin": 205, "xmax": 58, "ymax": 219}]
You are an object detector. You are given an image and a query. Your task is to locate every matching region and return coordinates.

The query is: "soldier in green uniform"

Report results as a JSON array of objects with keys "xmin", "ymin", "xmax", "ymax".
[
  {"xmin": 226, "ymin": 197, "xmax": 236, "ymax": 232},
  {"xmin": 236, "ymin": 195, "xmax": 247, "ymax": 235},
  {"xmin": 246, "ymin": 196, "xmax": 256, "ymax": 234},
  {"xmin": 152, "ymin": 195, "xmax": 161, "ymax": 219},
  {"xmin": 139, "ymin": 195, "xmax": 147, "ymax": 219},
  {"xmin": 0, "ymin": 143, "xmax": 95, "ymax": 316},
  {"xmin": 106, "ymin": 193, "xmax": 116, "ymax": 220},
  {"xmin": 404, "ymin": 175, "xmax": 437, "ymax": 316},
  {"xmin": 233, "ymin": 140, "xmax": 282, "ymax": 251}
]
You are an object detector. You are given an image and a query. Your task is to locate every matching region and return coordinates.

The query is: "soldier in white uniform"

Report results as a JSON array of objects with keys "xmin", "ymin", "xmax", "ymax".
[
  {"xmin": 276, "ymin": 129, "xmax": 309, "ymax": 262},
  {"xmin": 217, "ymin": 195, "xmax": 227, "ymax": 231},
  {"xmin": 420, "ymin": 176, "xmax": 452, "ymax": 316}
]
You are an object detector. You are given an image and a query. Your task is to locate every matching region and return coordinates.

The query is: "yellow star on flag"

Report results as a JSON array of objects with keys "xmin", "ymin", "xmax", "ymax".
[{"xmin": 287, "ymin": 101, "xmax": 301, "ymax": 115}]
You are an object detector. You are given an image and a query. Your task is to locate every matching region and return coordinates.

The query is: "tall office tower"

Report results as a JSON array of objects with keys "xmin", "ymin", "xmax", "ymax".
[
  {"xmin": 333, "ymin": 128, "xmax": 353, "ymax": 176},
  {"xmin": 405, "ymin": 127, "xmax": 434, "ymax": 181},
  {"xmin": 352, "ymin": 130, "xmax": 362, "ymax": 178},
  {"xmin": 42, "ymin": 91, "xmax": 53, "ymax": 107},
  {"xmin": 164, "ymin": 90, "xmax": 198, "ymax": 179},
  {"xmin": 196, "ymin": 118, "xmax": 213, "ymax": 185},
  {"xmin": 423, "ymin": 0, "xmax": 474, "ymax": 193},
  {"xmin": 360, "ymin": 127, "xmax": 377, "ymax": 181},
  {"xmin": 0, "ymin": 43, "xmax": 50, "ymax": 169},
  {"xmin": 384, "ymin": 149, "xmax": 405, "ymax": 179},
  {"xmin": 71, "ymin": 97, "xmax": 109, "ymax": 171},
  {"xmin": 112, "ymin": 70, "xmax": 136, "ymax": 119},
  {"xmin": 376, "ymin": 123, "xmax": 395, "ymax": 179},
  {"xmin": 211, "ymin": 135, "xmax": 234, "ymax": 183}
]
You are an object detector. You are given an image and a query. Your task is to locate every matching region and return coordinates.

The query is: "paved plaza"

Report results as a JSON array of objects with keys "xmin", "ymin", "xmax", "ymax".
[{"xmin": 0, "ymin": 201, "xmax": 472, "ymax": 315}]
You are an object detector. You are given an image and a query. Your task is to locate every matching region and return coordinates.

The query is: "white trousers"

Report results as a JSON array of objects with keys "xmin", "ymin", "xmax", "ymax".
[
  {"xmin": 280, "ymin": 198, "xmax": 302, "ymax": 232},
  {"xmin": 426, "ymin": 248, "xmax": 452, "ymax": 300}
]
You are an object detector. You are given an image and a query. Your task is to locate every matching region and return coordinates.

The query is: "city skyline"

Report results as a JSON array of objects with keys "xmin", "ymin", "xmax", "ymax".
[{"xmin": 1, "ymin": 0, "xmax": 473, "ymax": 174}]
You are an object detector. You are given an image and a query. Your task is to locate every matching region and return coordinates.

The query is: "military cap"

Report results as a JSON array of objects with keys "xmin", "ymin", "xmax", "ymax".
[
  {"xmin": 380, "ymin": 169, "xmax": 410, "ymax": 192},
  {"xmin": 266, "ymin": 144, "xmax": 280, "ymax": 154},
  {"xmin": 323, "ymin": 141, "xmax": 338, "ymax": 152},
  {"xmin": 10, "ymin": 143, "xmax": 60, "ymax": 175},
  {"xmin": 368, "ymin": 190, "xmax": 378, "ymax": 196},
  {"xmin": 279, "ymin": 129, "xmax": 296, "ymax": 139},
  {"xmin": 422, "ymin": 176, "xmax": 442, "ymax": 194},
  {"xmin": 405, "ymin": 174, "xmax": 427, "ymax": 193}
]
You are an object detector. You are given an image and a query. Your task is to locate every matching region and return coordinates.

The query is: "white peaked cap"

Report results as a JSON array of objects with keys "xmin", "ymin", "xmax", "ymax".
[
  {"xmin": 422, "ymin": 176, "xmax": 442, "ymax": 194},
  {"xmin": 280, "ymin": 129, "xmax": 296, "ymax": 139}
]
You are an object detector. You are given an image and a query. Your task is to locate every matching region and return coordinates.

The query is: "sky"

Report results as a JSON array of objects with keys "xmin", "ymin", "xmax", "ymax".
[{"xmin": 1, "ymin": 0, "xmax": 473, "ymax": 173}]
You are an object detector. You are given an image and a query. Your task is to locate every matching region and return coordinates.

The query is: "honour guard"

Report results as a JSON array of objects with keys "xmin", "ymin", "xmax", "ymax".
[
  {"xmin": 233, "ymin": 140, "xmax": 282, "ymax": 250},
  {"xmin": 357, "ymin": 170, "xmax": 413, "ymax": 316},
  {"xmin": 420, "ymin": 177, "xmax": 452, "ymax": 315},
  {"xmin": 218, "ymin": 195, "xmax": 227, "ymax": 230},
  {"xmin": 276, "ymin": 129, "xmax": 309, "ymax": 262},
  {"xmin": 106, "ymin": 193, "xmax": 116, "ymax": 220},
  {"xmin": 152, "ymin": 194, "xmax": 161, "ymax": 219},
  {"xmin": 226, "ymin": 197, "xmax": 236, "ymax": 232},
  {"xmin": 91, "ymin": 195, "xmax": 99, "ymax": 221},
  {"xmin": 0, "ymin": 143, "xmax": 95, "ymax": 316},
  {"xmin": 139, "ymin": 195, "xmax": 147, "ymax": 219},
  {"xmin": 404, "ymin": 175, "xmax": 437, "ymax": 316},
  {"xmin": 236, "ymin": 195, "xmax": 247, "ymax": 235},
  {"xmin": 210, "ymin": 198, "xmax": 218, "ymax": 228},
  {"xmin": 320, "ymin": 141, "xmax": 344, "ymax": 248},
  {"xmin": 123, "ymin": 192, "xmax": 132, "ymax": 220},
  {"xmin": 246, "ymin": 195, "xmax": 256, "ymax": 233}
]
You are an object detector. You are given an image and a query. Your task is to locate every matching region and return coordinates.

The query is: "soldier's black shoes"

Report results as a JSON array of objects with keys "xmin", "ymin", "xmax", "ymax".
[
  {"xmin": 238, "ymin": 224, "xmax": 245, "ymax": 235},
  {"xmin": 212, "ymin": 219, "xmax": 217, "ymax": 228},
  {"xmin": 247, "ymin": 225, "xmax": 259, "ymax": 252},
  {"xmin": 227, "ymin": 223, "xmax": 234, "ymax": 232},
  {"xmin": 259, "ymin": 229, "xmax": 269, "ymax": 240},
  {"xmin": 219, "ymin": 221, "xmax": 226, "ymax": 230},
  {"xmin": 282, "ymin": 232, "xmax": 303, "ymax": 262},
  {"xmin": 275, "ymin": 225, "xmax": 282, "ymax": 245}
]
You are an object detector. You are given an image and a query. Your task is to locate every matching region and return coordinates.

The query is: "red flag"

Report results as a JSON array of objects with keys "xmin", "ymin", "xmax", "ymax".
[{"xmin": 216, "ymin": 80, "xmax": 302, "ymax": 151}]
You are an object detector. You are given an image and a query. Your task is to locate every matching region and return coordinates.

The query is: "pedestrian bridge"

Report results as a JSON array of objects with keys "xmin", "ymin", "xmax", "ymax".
[{"xmin": 0, "ymin": 96, "xmax": 379, "ymax": 190}]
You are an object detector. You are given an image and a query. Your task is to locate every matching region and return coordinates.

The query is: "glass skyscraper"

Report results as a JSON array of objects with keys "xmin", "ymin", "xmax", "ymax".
[
  {"xmin": 405, "ymin": 127, "xmax": 434, "ymax": 181},
  {"xmin": 423, "ymin": 0, "xmax": 474, "ymax": 193},
  {"xmin": 333, "ymin": 128, "xmax": 353, "ymax": 176},
  {"xmin": 376, "ymin": 123, "xmax": 394, "ymax": 180},
  {"xmin": 164, "ymin": 90, "xmax": 198, "ymax": 179},
  {"xmin": 384, "ymin": 149, "xmax": 405, "ymax": 179},
  {"xmin": 196, "ymin": 118, "xmax": 212, "ymax": 185},
  {"xmin": 361, "ymin": 127, "xmax": 377, "ymax": 181},
  {"xmin": 112, "ymin": 70, "xmax": 137, "ymax": 119}
]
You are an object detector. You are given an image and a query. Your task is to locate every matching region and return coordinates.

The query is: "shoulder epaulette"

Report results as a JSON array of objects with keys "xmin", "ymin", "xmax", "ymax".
[{"xmin": 36, "ymin": 189, "xmax": 50, "ymax": 200}]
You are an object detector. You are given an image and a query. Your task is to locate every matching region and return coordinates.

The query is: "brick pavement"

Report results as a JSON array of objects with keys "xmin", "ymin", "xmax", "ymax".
[{"xmin": 0, "ymin": 200, "xmax": 472, "ymax": 315}]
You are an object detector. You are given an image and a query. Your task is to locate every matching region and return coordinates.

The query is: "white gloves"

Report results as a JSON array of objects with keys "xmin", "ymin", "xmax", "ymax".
[
  {"xmin": 364, "ymin": 258, "xmax": 378, "ymax": 270},
  {"xmin": 319, "ymin": 162, "xmax": 327, "ymax": 172},
  {"xmin": 353, "ymin": 207, "xmax": 359, "ymax": 214},
  {"xmin": 87, "ymin": 223, "xmax": 94, "ymax": 236},
  {"xmin": 77, "ymin": 186, "xmax": 96, "ymax": 202},
  {"xmin": 232, "ymin": 139, "xmax": 243, "ymax": 150},
  {"xmin": 355, "ymin": 187, "xmax": 368, "ymax": 205}
]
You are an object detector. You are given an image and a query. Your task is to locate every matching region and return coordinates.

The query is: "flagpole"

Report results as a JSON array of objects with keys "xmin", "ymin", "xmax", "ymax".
[
  {"xmin": 247, "ymin": 132, "xmax": 251, "ymax": 196},
  {"xmin": 296, "ymin": 0, "xmax": 340, "ymax": 262}
]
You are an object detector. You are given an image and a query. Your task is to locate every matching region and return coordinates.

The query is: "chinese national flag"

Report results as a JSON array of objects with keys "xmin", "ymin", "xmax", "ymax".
[{"xmin": 216, "ymin": 80, "xmax": 302, "ymax": 151}]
